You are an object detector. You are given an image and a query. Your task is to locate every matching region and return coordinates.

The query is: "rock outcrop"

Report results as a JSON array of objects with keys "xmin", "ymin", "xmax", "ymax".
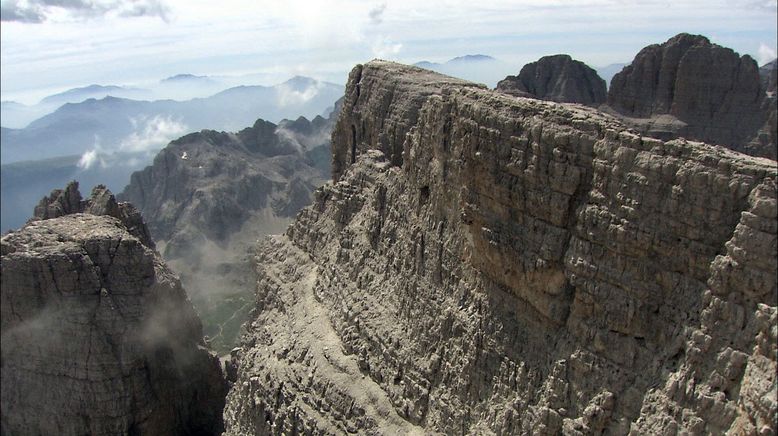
[
  {"xmin": 1, "ymin": 184, "xmax": 228, "ymax": 435},
  {"xmin": 496, "ymin": 54, "xmax": 607, "ymax": 106},
  {"xmin": 607, "ymin": 33, "xmax": 774, "ymax": 159},
  {"xmin": 224, "ymin": 61, "xmax": 777, "ymax": 435},
  {"xmin": 120, "ymin": 109, "xmax": 338, "ymax": 354},
  {"xmin": 33, "ymin": 181, "xmax": 154, "ymax": 248}
]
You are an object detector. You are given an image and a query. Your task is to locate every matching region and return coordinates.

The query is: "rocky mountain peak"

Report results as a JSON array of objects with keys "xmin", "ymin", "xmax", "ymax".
[
  {"xmin": 607, "ymin": 32, "xmax": 772, "ymax": 158},
  {"xmin": 496, "ymin": 54, "xmax": 607, "ymax": 105},
  {"xmin": 32, "ymin": 181, "xmax": 155, "ymax": 248}
]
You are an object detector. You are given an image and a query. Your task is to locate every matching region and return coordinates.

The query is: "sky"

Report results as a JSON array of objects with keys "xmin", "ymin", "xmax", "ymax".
[{"xmin": 1, "ymin": 0, "xmax": 777, "ymax": 104}]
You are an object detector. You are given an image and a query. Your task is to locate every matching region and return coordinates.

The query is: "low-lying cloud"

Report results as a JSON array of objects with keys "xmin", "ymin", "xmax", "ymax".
[
  {"xmin": 276, "ymin": 80, "xmax": 324, "ymax": 107},
  {"xmin": 0, "ymin": 0, "xmax": 170, "ymax": 22},
  {"xmin": 758, "ymin": 42, "xmax": 777, "ymax": 66},
  {"xmin": 120, "ymin": 114, "xmax": 187, "ymax": 153}
]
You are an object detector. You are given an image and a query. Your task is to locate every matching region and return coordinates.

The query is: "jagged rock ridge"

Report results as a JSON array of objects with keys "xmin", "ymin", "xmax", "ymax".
[
  {"xmin": 224, "ymin": 61, "xmax": 777, "ymax": 435},
  {"xmin": 607, "ymin": 33, "xmax": 774, "ymax": 159},
  {"xmin": 1, "ymin": 183, "xmax": 227, "ymax": 435},
  {"xmin": 496, "ymin": 54, "xmax": 607, "ymax": 106}
]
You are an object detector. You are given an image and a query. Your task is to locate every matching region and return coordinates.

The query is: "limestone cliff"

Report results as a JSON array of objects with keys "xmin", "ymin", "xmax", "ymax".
[
  {"xmin": 496, "ymin": 54, "xmax": 607, "ymax": 106},
  {"xmin": 1, "ymin": 185, "xmax": 227, "ymax": 435},
  {"xmin": 607, "ymin": 33, "xmax": 774, "ymax": 159},
  {"xmin": 224, "ymin": 60, "xmax": 777, "ymax": 435}
]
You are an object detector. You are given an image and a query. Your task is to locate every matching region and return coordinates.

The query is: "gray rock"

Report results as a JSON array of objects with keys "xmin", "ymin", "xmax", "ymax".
[
  {"xmin": 119, "ymin": 109, "xmax": 339, "ymax": 354},
  {"xmin": 224, "ymin": 60, "xmax": 777, "ymax": 435},
  {"xmin": 607, "ymin": 33, "xmax": 774, "ymax": 159},
  {"xmin": 1, "ymin": 214, "xmax": 228, "ymax": 435},
  {"xmin": 32, "ymin": 181, "xmax": 155, "ymax": 249},
  {"xmin": 496, "ymin": 54, "xmax": 607, "ymax": 105}
]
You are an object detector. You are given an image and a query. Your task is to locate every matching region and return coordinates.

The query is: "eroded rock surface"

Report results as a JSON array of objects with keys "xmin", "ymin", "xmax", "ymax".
[
  {"xmin": 607, "ymin": 33, "xmax": 774, "ymax": 159},
  {"xmin": 225, "ymin": 60, "xmax": 777, "ymax": 435},
  {"xmin": 496, "ymin": 54, "xmax": 607, "ymax": 106},
  {"xmin": 1, "ymin": 189, "xmax": 227, "ymax": 435}
]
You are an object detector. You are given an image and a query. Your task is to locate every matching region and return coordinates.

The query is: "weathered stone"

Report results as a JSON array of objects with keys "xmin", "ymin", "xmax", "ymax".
[
  {"xmin": 224, "ymin": 60, "xmax": 777, "ymax": 435},
  {"xmin": 32, "ymin": 181, "xmax": 155, "ymax": 249},
  {"xmin": 1, "ymin": 213, "xmax": 228, "ymax": 435}
]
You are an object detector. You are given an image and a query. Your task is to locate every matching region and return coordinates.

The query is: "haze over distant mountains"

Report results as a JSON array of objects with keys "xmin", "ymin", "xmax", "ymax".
[
  {"xmin": 0, "ymin": 75, "xmax": 343, "ymax": 232},
  {"xmin": 413, "ymin": 54, "xmax": 514, "ymax": 87}
]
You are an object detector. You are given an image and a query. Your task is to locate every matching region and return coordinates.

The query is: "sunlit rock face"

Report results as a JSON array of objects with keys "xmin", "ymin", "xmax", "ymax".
[
  {"xmin": 223, "ymin": 60, "xmax": 777, "ymax": 435},
  {"xmin": 1, "ymin": 184, "xmax": 227, "ymax": 436}
]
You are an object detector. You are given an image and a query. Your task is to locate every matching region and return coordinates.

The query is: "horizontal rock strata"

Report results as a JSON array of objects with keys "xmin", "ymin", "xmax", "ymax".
[
  {"xmin": 1, "ymin": 188, "xmax": 227, "ymax": 435},
  {"xmin": 225, "ymin": 60, "xmax": 777, "ymax": 435}
]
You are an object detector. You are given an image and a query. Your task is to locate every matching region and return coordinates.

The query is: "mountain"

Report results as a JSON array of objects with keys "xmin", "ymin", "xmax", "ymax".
[
  {"xmin": 223, "ymin": 60, "xmax": 777, "ymax": 435},
  {"xmin": 596, "ymin": 62, "xmax": 628, "ymax": 88},
  {"xmin": 161, "ymin": 73, "xmax": 216, "ymax": 84},
  {"xmin": 1, "ymin": 76, "xmax": 343, "ymax": 164},
  {"xmin": 119, "ymin": 103, "xmax": 339, "ymax": 354},
  {"xmin": 606, "ymin": 33, "xmax": 774, "ymax": 158},
  {"xmin": 1, "ymin": 85, "xmax": 152, "ymax": 128},
  {"xmin": 496, "ymin": 54, "xmax": 607, "ymax": 105},
  {"xmin": 39, "ymin": 84, "xmax": 151, "ymax": 106},
  {"xmin": 1, "ymin": 183, "xmax": 227, "ymax": 435},
  {"xmin": 413, "ymin": 54, "xmax": 512, "ymax": 87}
]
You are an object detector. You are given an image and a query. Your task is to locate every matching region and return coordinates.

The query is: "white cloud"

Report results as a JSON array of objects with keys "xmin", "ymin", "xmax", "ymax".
[
  {"xmin": 372, "ymin": 37, "xmax": 403, "ymax": 59},
  {"xmin": 275, "ymin": 80, "xmax": 324, "ymax": 107},
  {"xmin": 78, "ymin": 137, "xmax": 107, "ymax": 169},
  {"xmin": 120, "ymin": 114, "xmax": 187, "ymax": 152},
  {"xmin": 78, "ymin": 148, "xmax": 100, "ymax": 169},
  {"xmin": 758, "ymin": 42, "xmax": 777, "ymax": 65},
  {"xmin": 1, "ymin": 0, "xmax": 777, "ymax": 102}
]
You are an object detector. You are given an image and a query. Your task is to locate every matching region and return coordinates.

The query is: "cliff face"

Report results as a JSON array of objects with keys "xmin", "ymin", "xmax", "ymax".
[
  {"xmin": 607, "ymin": 33, "xmax": 773, "ymax": 159},
  {"xmin": 224, "ymin": 61, "xmax": 777, "ymax": 435},
  {"xmin": 496, "ymin": 54, "xmax": 607, "ymax": 106},
  {"xmin": 1, "ymin": 185, "xmax": 227, "ymax": 435}
]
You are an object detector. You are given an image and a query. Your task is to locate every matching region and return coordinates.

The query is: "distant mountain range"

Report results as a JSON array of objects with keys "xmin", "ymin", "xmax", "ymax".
[
  {"xmin": 1, "ymin": 76, "xmax": 343, "ymax": 164},
  {"xmin": 2, "ymin": 85, "xmax": 153, "ymax": 128},
  {"xmin": 595, "ymin": 63, "xmax": 629, "ymax": 88}
]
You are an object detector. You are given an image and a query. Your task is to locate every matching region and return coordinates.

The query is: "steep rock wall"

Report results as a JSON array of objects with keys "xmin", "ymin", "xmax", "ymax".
[
  {"xmin": 225, "ymin": 61, "xmax": 777, "ymax": 435},
  {"xmin": 607, "ymin": 33, "xmax": 774, "ymax": 159},
  {"xmin": 1, "ymin": 189, "xmax": 227, "ymax": 435}
]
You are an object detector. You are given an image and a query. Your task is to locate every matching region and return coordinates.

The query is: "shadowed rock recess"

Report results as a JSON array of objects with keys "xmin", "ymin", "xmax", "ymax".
[
  {"xmin": 224, "ymin": 61, "xmax": 777, "ymax": 435},
  {"xmin": 1, "ymin": 183, "xmax": 227, "ymax": 435}
]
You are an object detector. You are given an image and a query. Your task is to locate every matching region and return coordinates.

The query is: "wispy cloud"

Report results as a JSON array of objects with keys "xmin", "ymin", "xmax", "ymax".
[
  {"xmin": 120, "ymin": 114, "xmax": 187, "ymax": 152},
  {"xmin": 78, "ymin": 136, "xmax": 106, "ymax": 169},
  {"xmin": 0, "ymin": 0, "xmax": 170, "ymax": 23}
]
